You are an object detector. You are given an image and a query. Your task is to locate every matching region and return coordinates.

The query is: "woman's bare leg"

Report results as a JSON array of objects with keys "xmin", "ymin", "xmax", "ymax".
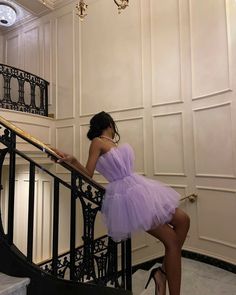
[
  {"xmin": 147, "ymin": 208, "xmax": 190, "ymax": 295},
  {"xmin": 162, "ymin": 208, "xmax": 190, "ymax": 272},
  {"xmin": 147, "ymin": 224, "xmax": 181, "ymax": 295}
]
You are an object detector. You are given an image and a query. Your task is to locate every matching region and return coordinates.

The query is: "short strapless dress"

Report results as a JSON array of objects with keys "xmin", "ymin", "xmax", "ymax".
[{"xmin": 96, "ymin": 143, "xmax": 180, "ymax": 242}]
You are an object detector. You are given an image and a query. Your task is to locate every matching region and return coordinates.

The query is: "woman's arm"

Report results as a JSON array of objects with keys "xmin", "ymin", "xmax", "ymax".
[{"xmin": 54, "ymin": 138, "xmax": 102, "ymax": 178}]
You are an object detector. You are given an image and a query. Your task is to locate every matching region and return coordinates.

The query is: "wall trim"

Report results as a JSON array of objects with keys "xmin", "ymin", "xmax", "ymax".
[{"xmin": 132, "ymin": 250, "xmax": 236, "ymax": 274}]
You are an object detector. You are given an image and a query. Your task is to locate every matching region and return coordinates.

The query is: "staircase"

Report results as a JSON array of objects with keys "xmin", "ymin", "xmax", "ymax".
[
  {"xmin": 0, "ymin": 116, "xmax": 132, "ymax": 295},
  {"xmin": 0, "ymin": 272, "xmax": 30, "ymax": 295}
]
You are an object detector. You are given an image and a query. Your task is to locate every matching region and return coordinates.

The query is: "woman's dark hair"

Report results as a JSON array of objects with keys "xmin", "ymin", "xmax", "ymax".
[{"xmin": 87, "ymin": 111, "xmax": 120, "ymax": 142}]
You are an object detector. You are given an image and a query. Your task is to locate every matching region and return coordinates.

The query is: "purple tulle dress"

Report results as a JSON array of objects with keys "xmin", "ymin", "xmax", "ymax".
[{"xmin": 96, "ymin": 143, "xmax": 180, "ymax": 242}]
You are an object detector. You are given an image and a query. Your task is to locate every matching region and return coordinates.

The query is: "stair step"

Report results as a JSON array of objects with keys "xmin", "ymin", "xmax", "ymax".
[{"xmin": 0, "ymin": 273, "xmax": 30, "ymax": 295}]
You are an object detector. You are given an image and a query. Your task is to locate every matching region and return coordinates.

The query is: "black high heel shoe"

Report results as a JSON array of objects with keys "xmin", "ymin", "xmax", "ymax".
[{"xmin": 145, "ymin": 266, "xmax": 166, "ymax": 294}]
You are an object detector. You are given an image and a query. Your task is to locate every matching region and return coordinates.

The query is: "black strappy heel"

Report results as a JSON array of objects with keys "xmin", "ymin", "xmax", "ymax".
[{"xmin": 145, "ymin": 266, "xmax": 167, "ymax": 294}]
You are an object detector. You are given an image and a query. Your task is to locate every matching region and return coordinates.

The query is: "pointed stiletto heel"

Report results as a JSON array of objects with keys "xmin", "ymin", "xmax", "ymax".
[
  {"xmin": 145, "ymin": 267, "xmax": 159, "ymax": 289},
  {"xmin": 144, "ymin": 266, "xmax": 167, "ymax": 294}
]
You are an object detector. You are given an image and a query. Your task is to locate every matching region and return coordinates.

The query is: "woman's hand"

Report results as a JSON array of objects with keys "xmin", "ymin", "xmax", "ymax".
[{"xmin": 49, "ymin": 147, "xmax": 78, "ymax": 165}]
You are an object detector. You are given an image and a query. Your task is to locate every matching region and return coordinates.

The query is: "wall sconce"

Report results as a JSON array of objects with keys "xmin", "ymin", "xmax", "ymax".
[
  {"xmin": 0, "ymin": 3, "xmax": 17, "ymax": 27},
  {"xmin": 114, "ymin": 0, "xmax": 129, "ymax": 13},
  {"xmin": 76, "ymin": 0, "xmax": 129, "ymax": 20}
]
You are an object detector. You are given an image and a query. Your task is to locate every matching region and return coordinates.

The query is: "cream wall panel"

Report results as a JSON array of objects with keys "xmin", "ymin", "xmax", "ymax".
[
  {"xmin": 56, "ymin": 12, "xmax": 74, "ymax": 119},
  {"xmin": 153, "ymin": 112, "xmax": 185, "ymax": 176},
  {"xmin": 43, "ymin": 21, "xmax": 53, "ymax": 105},
  {"xmin": 80, "ymin": 0, "xmax": 143, "ymax": 115},
  {"xmin": 0, "ymin": 34, "xmax": 4, "ymax": 63},
  {"xmin": 41, "ymin": 180, "xmax": 53, "ymax": 261},
  {"xmin": 23, "ymin": 26, "xmax": 40, "ymax": 76},
  {"xmin": 12, "ymin": 121, "xmax": 51, "ymax": 144},
  {"xmin": 196, "ymin": 187, "xmax": 236, "ymax": 248},
  {"xmin": 56, "ymin": 125, "xmax": 75, "ymax": 173},
  {"xmin": 0, "ymin": 34, "xmax": 3, "ymax": 100},
  {"xmin": 5, "ymin": 34, "xmax": 20, "ymax": 68},
  {"xmin": 56, "ymin": 125, "xmax": 74, "ymax": 154},
  {"xmin": 13, "ymin": 179, "xmax": 27, "ymax": 256},
  {"xmin": 150, "ymin": 0, "xmax": 182, "ymax": 105},
  {"xmin": 193, "ymin": 103, "xmax": 235, "ymax": 177},
  {"xmin": 80, "ymin": 123, "xmax": 91, "ymax": 168},
  {"xmin": 190, "ymin": 0, "xmax": 230, "ymax": 98},
  {"xmin": 58, "ymin": 185, "xmax": 70, "ymax": 253},
  {"xmin": 13, "ymin": 178, "xmax": 39, "ymax": 260}
]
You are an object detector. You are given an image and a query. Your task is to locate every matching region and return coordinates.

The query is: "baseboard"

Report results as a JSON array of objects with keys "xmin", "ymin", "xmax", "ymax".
[{"xmin": 132, "ymin": 250, "xmax": 236, "ymax": 274}]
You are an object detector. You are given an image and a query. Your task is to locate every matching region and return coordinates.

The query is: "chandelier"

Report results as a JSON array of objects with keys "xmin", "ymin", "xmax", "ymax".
[
  {"xmin": 0, "ymin": 3, "xmax": 17, "ymax": 27},
  {"xmin": 76, "ymin": 0, "xmax": 129, "ymax": 20}
]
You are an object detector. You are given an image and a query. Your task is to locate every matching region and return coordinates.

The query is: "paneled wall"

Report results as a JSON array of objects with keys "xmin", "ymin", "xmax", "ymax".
[
  {"xmin": 0, "ymin": 34, "xmax": 3, "ymax": 63},
  {"xmin": 1, "ymin": 0, "xmax": 236, "ymax": 265}
]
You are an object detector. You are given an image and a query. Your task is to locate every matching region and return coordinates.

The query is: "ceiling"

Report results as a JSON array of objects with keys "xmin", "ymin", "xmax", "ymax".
[{"xmin": 0, "ymin": 0, "xmax": 74, "ymax": 33}]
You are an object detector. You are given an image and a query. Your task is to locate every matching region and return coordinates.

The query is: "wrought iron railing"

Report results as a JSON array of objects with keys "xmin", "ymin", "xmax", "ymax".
[
  {"xmin": 0, "ymin": 63, "xmax": 49, "ymax": 116},
  {"xmin": 0, "ymin": 117, "xmax": 132, "ymax": 291}
]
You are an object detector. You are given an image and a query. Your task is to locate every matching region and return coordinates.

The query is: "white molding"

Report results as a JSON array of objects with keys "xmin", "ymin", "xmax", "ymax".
[
  {"xmin": 196, "ymin": 185, "xmax": 236, "ymax": 193},
  {"xmin": 152, "ymin": 111, "xmax": 186, "ymax": 176},
  {"xmin": 192, "ymin": 102, "xmax": 236, "ymax": 178},
  {"xmin": 150, "ymin": 0, "xmax": 182, "ymax": 106},
  {"xmin": 189, "ymin": 0, "xmax": 231, "ymax": 99},
  {"xmin": 192, "ymin": 88, "xmax": 232, "ymax": 101},
  {"xmin": 199, "ymin": 236, "xmax": 236, "ymax": 250}
]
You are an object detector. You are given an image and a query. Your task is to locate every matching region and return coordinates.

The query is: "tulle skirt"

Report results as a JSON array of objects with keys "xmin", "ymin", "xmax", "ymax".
[{"xmin": 101, "ymin": 173, "xmax": 180, "ymax": 242}]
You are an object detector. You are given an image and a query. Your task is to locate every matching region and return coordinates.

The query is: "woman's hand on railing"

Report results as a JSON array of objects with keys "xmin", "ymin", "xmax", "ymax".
[{"xmin": 47, "ymin": 147, "xmax": 78, "ymax": 165}]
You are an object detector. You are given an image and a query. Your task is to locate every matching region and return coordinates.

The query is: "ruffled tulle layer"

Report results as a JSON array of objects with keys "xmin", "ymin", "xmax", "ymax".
[{"xmin": 101, "ymin": 173, "xmax": 180, "ymax": 242}]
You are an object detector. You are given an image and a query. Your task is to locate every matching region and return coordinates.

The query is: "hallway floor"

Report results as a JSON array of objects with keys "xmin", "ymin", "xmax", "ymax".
[{"xmin": 132, "ymin": 257, "xmax": 236, "ymax": 295}]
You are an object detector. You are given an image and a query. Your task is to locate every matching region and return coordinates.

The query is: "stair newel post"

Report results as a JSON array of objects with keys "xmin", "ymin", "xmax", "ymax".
[
  {"xmin": 27, "ymin": 162, "xmax": 36, "ymax": 262},
  {"xmin": 70, "ymin": 171, "xmax": 77, "ymax": 281},
  {"xmin": 7, "ymin": 131, "xmax": 16, "ymax": 245},
  {"xmin": 52, "ymin": 178, "xmax": 60, "ymax": 276}
]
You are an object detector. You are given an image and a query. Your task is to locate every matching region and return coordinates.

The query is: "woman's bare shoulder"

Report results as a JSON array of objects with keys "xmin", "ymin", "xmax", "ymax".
[{"xmin": 90, "ymin": 137, "xmax": 103, "ymax": 150}]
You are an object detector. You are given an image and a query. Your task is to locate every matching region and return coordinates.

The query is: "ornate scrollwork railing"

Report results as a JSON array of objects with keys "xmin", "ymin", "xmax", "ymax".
[
  {"xmin": 0, "ymin": 63, "xmax": 49, "ymax": 116},
  {"xmin": 0, "ymin": 117, "xmax": 132, "ymax": 291}
]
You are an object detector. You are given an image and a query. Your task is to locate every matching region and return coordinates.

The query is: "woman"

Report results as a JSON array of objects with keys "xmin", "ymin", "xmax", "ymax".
[{"xmin": 54, "ymin": 111, "xmax": 190, "ymax": 295}]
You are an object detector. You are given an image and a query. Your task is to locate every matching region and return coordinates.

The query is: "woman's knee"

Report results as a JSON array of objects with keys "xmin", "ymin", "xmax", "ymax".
[{"xmin": 171, "ymin": 208, "xmax": 190, "ymax": 230}]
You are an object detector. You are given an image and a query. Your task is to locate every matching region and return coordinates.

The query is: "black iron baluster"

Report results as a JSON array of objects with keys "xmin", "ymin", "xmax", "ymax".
[
  {"xmin": 0, "ymin": 148, "xmax": 8, "ymax": 236},
  {"xmin": 18, "ymin": 75, "xmax": 25, "ymax": 107},
  {"xmin": 39, "ymin": 85, "xmax": 45, "ymax": 116},
  {"xmin": 121, "ymin": 241, "xmax": 125, "ymax": 288},
  {"xmin": 52, "ymin": 179, "xmax": 60, "ymax": 275},
  {"xmin": 44, "ymin": 82, "xmax": 49, "ymax": 116},
  {"xmin": 70, "ymin": 171, "xmax": 76, "ymax": 280},
  {"xmin": 27, "ymin": 162, "xmax": 35, "ymax": 262},
  {"xmin": 7, "ymin": 132, "xmax": 16, "ymax": 245},
  {"xmin": 125, "ymin": 238, "xmax": 132, "ymax": 291},
  {"xmin": 30, "ymin": 79, "xmax": 36, "ymax": 113},
  {"xmin": 3, "ymin": 72, "xmax": 12, "ymax": 104}
]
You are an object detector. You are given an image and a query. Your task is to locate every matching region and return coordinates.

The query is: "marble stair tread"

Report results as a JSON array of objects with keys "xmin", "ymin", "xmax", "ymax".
[{"xmin": 0, "ymin": 273, "xmax": 30, "ymax": 295}]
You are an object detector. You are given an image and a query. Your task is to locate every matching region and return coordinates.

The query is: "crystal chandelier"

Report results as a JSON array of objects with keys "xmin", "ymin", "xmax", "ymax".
[
  {"xmin": 76, "ymin": 0, "xmax": 129, "ymax": 20},
  {"xmin": 0, "ymin": 3, "xmax": 17, "ymax": 27}
]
